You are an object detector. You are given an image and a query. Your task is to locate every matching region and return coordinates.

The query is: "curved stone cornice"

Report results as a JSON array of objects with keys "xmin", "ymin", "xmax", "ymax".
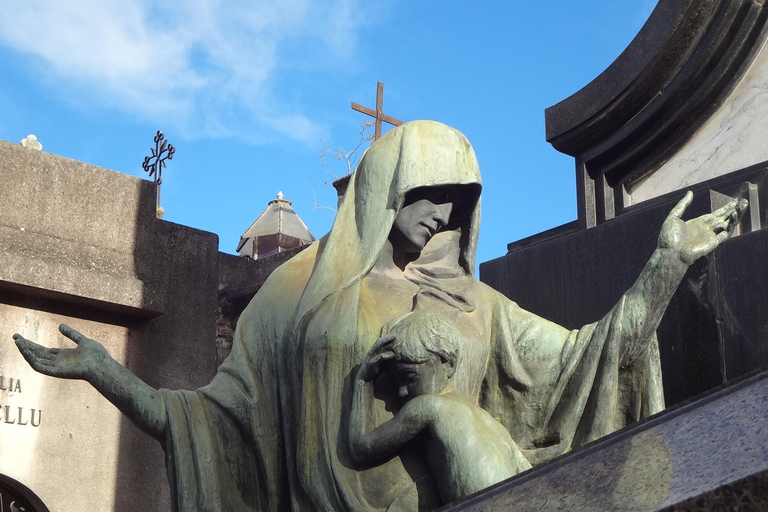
[{"xmin": 545, "ymin": 0, "xmax": 768, "ymax": 186}]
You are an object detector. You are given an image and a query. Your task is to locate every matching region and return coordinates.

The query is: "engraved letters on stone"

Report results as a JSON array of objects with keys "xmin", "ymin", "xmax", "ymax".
[{"xmin": 0, "ymin": 375, "xmax": 42, "ymax": 428}]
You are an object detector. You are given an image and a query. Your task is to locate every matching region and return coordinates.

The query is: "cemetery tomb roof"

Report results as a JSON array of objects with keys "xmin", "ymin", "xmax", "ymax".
[
  {"xmin": 237, "ymin": 192, "xmax": 316, "ymax": 258},
  {"xmin": 541, "ymin": 0, "xmax": 768, "ymax": 227}
]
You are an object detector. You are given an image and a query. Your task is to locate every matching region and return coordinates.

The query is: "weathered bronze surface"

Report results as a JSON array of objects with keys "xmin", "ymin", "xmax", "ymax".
[{"xmin": 12, "ymin": 121, "xmax": 746, "ymax": 510}]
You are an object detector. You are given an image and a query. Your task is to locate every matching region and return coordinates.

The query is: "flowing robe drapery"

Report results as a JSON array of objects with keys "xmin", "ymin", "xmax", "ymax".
[{"xmin": 161, "ymin": 121, "xmax": 665, "ymax": 511}]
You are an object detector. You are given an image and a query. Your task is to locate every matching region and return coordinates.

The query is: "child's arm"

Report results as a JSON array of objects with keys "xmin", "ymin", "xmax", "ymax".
[
  {"xmin": 350, "ymin": 377, "xmax": 431, "ymax": 463},
  {"xmin": 349, "ymin": 335, "xmax": 430, "ymax": 463}
]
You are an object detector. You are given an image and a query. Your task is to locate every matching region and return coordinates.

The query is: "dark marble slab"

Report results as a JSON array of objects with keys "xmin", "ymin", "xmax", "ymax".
[
  {"xmin": 662, "ymin": 469, "xmax": 768, "ymax": 511},
  {"xmin": 483, "ymin": 191, "xmax": 723, "ymax": 406},
  {"xmin": 481, "ymin": 164, "xmax": 768, "ymax": 407},
  {"xmin": 443, "ymin": 370, "xmax": 768, "ymax": 511},
  {"xmin": 711, "ymin": 230, "xmax": 768, "ymax": 380}
]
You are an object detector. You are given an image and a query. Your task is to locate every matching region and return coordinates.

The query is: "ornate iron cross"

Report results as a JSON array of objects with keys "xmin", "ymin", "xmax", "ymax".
[
  {"xmin": 142, "ymin": 130, "xmax": 175, "ymax": 216},
  {"xmin": 351, "ymin": 82, "xmax": 403, "ymax": 140}
]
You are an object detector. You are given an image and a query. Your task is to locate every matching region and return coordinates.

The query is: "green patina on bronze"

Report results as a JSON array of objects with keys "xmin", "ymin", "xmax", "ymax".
[{"xmin": 12, "ymin": 121, "xmax": 746, "ymax": 511}]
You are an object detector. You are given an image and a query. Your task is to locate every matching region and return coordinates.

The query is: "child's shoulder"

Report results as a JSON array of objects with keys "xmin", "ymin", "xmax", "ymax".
[{"xmin": 405, "ymin": 392, "xmax": 472, "ymax": 416}]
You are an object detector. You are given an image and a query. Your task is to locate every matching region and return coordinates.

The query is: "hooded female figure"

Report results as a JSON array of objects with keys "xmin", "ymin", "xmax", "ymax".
[{"xmin": 14, "ymin": 121, "xmax": 746, "ymax": 511}]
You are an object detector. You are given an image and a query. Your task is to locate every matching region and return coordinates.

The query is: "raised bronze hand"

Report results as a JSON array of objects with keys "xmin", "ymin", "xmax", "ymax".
[{"xmin": 659, "ymin": 190, "xmax": 748, "ymax": 265}]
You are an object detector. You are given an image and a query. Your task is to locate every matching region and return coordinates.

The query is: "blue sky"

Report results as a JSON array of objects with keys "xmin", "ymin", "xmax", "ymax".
[{"xmin": 0, "ymin": 1, "xmax": 656, "ymax": 268}]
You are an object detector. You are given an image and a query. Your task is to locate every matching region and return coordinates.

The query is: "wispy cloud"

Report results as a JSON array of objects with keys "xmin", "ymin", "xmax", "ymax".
[{"xmin": 0, "ymin": 0, "xmax": 377, "ymax": 143}]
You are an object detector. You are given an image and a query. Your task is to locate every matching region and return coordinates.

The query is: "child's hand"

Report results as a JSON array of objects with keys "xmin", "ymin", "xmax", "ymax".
[{"xmin": 359, "ymin": 335, "xmax": 396, "ymax": 381}]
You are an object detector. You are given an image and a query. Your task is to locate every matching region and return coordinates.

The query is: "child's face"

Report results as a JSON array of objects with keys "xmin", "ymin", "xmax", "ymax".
[{"xmin": 392, "ymin": 355, "xmax": 452, "ymax": 401}]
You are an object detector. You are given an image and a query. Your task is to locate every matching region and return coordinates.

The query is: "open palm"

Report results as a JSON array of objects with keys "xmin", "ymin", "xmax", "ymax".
[
  {"xmin": 658, "ymin": 191, "xmax": 748, "ymax": 265},
  {"xmin": 13, "ymin": 324, "xmax": 108, "ymax": 381}
]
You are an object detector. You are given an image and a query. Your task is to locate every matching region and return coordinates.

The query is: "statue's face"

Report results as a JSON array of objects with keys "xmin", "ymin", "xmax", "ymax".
[
  {"xmin": 392, "ymin": 357, "xmax": 452, "ymax": 401},
  {"xmin": 389, "ymin": 186, "xmax": 459, "ymax": 253}
]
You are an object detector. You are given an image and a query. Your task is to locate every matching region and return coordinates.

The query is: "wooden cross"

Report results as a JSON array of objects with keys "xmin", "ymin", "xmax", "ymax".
[{"xmin": 351, "ymin": 82, "xmax": 403, "ymax": 140}]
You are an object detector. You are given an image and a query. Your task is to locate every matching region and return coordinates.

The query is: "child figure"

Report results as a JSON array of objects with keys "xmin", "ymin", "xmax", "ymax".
[{"xmin": 349, "ymin": 310, "xmax": 532, "ymax": 504}]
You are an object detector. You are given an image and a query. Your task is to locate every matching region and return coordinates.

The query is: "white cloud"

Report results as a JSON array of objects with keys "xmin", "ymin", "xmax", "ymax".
[{"xmin": 0, "ymin": 0, "xmax": 377, "ymax": 143}]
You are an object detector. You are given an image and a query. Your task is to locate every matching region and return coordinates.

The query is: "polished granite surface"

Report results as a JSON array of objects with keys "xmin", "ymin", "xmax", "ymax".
[{"xmin": 446, "ymin": 370, "xmax": 768, "ymax": 511}]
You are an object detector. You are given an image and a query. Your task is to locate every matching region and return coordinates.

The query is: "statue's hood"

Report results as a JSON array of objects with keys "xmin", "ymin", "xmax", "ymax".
[{"xmin": 297, "ymin": 120, "xmax": 482, "ymax": 321}]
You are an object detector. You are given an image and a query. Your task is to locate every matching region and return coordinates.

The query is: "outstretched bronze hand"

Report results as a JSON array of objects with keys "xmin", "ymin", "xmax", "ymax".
[
  {"xmin": 14, "ymin": 325, "xmax": 108, "ymax": 381},
  {"xmin": 13, "ymin": 325, "xmax": 167, "ymax": 441},
  {"xmin": 613, "ymin": 190, "xmax": 748, "ymax": 369},
  {"xmin": 659, "ymin": 190, "xmax": 748, "ymax": 265}
]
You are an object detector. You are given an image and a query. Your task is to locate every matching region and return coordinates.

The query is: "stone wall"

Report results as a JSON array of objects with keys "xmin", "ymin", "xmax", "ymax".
[
  {"xmin": 628, "ymin": 40, "xmax": 768, "ymax": 204},
  {"xmin": 0, "ymin": 140, "xmax": 299, "ymax": 511}
]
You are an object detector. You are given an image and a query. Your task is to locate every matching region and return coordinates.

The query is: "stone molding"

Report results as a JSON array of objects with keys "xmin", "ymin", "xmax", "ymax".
[
  {"xmin": 0, "ymin": 140, "xmax": 220, "ymax": 318},
  {"xmin": 544, "ymin": 0, "xmax": 768, "ymax": 226}
]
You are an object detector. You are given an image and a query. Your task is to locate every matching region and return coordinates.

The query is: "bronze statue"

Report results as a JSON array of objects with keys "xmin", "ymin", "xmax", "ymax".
[
  {"xmin": 13, "ymin": 121, "xmax": 746, "ymax": 510},
  {"xmin": 350, "ymin": 310, "xmax": 532, "ymax": 503}
]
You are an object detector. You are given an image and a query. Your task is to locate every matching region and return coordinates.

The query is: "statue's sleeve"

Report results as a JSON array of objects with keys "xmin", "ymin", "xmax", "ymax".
[
  {"xmin": 481, "ymin": 288, "xmax": 664, "ymax": 467},
  {"xmin": 161, "ymin": 296, "xmax": 289, "ymax": 512}
]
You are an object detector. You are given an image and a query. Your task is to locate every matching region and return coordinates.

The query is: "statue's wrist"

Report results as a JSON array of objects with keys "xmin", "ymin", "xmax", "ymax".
[
  {"xmin": 655, "ymin": 246, "xmax": 691, "ymax": 284},
  {"xmin": 86, "ymin": 350, "xmax": 111, "ymax": 384}
]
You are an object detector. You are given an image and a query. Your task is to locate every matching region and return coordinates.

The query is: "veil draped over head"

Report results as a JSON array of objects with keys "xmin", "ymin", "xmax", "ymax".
[
  {"xmin": 286, "ymin": 120, "xmax": 485, "ymax": 511},
  {"xmin": 163, "ymin": 120, "xmax": 489, "ymax": 512},
  {"xmin": 297, "ymin": 120, "xmax": 483, "ymax": 323},
  {"xmin": 163, "ymin": 119, "xmax": 664, "ymax": 512}
]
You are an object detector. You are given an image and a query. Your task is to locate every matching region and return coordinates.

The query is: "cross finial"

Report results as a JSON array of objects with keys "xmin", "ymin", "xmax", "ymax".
[
  {"xmin": 351, "ymin": 82, "xmax": 403, "ymax": 140},
  {"xmin": 142, "ymin": 130, "xmax": 175, "ymax": 218}
]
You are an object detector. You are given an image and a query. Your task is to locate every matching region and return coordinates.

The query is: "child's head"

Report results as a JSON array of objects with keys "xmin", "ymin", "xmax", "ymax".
[
  {"xmin": 386, "ymin": 310, "xmax": 460, "ymax": 366},
  {"xmin": 381, "ymin": 310, "xmax": 460, "ymax": 400}
]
